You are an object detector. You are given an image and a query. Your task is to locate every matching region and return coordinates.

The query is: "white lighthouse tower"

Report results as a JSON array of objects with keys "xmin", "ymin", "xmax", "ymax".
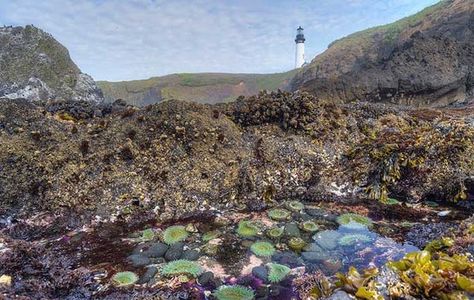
[{"xmin": 295, "ymin": 26, "xmax": 305, "ymax": 68}]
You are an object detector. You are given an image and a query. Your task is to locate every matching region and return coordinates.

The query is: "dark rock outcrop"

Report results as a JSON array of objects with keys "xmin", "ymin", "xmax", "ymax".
[
  {"xmin": 290, "ymin": 0, "xmax": 474, "ymax": 107},
  {"xmin": 0, "ymin": 25, "xmax": 103, "ymax": 102},
  {"xmin": 0, "ymin": 91, "xmax": 472, "ymax": 220}
]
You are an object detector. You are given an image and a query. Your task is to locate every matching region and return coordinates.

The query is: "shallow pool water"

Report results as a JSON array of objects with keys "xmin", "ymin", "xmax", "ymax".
[{"xmin": 73, "ymin": 201, "xmax": 426, "ymax": 299}]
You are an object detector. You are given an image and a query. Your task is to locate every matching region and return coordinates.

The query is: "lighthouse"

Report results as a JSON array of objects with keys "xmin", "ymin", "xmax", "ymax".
[{"xmin": 295, "ymin": 26, "xmax": 305, "ymax": 68}]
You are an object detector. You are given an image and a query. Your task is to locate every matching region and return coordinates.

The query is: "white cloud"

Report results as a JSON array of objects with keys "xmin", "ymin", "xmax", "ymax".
[{"xmin": 0, "ymin": 0, "xmax": 439, "ymax": 81}]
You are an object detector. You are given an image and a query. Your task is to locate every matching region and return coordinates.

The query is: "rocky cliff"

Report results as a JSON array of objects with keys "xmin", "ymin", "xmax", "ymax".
[
  {"xmin": 0, "ymin": 25, "xmax": 103, "ymax": 102},
  {"xmin": 290, "ymin": 0, "xmax": 474, "ymax": 107}
]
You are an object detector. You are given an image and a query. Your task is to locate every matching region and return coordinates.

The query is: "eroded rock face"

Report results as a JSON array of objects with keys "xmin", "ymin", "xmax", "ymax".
[
  {"xmin": 0, "ymin": 25, "xmax": 103, "ymax": 102},
  {"xmin": 0, "ymin": 91, "xmax": 472, "ymax": 221},
  {"xmin": 290, "ymin": 0, "xmax": 474, "ymax": 107}
]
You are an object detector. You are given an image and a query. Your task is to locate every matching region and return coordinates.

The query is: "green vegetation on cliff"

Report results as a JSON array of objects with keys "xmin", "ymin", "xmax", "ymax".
[{"xmin": 98, "ymin": 70, "xmax": 296, "ymax": 106}]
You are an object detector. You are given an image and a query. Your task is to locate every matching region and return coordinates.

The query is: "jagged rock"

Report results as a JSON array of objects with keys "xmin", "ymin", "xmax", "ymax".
[
  {"xmin": 0, "ymin": 25, "xmax": 103, "ymax": 102},
  {"xmin": 290, "ymin": 0, "xmax": 474, "ymax": 107}
]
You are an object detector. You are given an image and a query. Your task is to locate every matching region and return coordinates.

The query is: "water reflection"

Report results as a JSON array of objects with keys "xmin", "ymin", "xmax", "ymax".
[{"xmin": 301, "ymin": 223, "xmax": 418, "ymax": 275}]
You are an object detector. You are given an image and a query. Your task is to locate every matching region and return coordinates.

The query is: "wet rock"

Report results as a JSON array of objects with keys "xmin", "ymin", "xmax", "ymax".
[
  {"xmin": 197, "ymin": 271, "xmax": 214, "ymax": 286},
  {"xmin": 164, "ymin": 242, "xmax": 184, "ymax": 261},
  {"xmin": 252, "ymin": 266, "xmax": 268, "ymax": 282},
  {"xmin": 313, "ymin": 230, "xmax": 341, "ymax": 250},
  {"xmin": 137, "ymin": 266, "xmax": 158, "ymax": 284},
  {"xmin": 284, "ymin": 223, "xmax": 301, "ymax": 237},
  {"xmin": 143, "ymin": 242, "xmax": 169, "ymax": 258},
  {"xmin": 127, "ymin": 254, "xmax": 151, "ymax": 267},
  {"xmin": 301, "ymin": 249, "xmax": 331, "ymax": 263},
  {"xmin": 306, "ymin": 208, "xmax": 337, "ymax": 222},
  {"xmin": 182, "ymin": 249, "xmax": 200, "ymax": 261},
  {"xmin": 326, "ymin": 290, "xmax": 352, "ymax": 300},
  {"xmin": 255, "ymin": 286, "xmax": 269, "ymax": 299},
  {"xmin": 272, "ymin": 251, "xmax": 304, "ymax": 268}
]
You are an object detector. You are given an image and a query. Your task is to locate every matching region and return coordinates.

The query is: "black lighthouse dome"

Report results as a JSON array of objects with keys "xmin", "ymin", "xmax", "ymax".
[{"xmin": 295, "ymin": 26, "xmax": 305, "ymax": 43}]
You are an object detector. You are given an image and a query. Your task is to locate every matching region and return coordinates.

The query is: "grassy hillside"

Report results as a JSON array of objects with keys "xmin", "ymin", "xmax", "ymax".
[{"xmin": 98, "ymin": 71, "xmax": 297, "ymax": 106}]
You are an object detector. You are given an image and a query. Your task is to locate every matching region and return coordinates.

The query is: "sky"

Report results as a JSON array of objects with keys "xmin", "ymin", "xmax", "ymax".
[{"xmin": 0, "ymin": 0, "xmax": 439, "ymax": 82}]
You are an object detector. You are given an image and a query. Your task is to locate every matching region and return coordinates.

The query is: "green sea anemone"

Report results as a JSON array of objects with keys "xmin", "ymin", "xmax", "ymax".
[
  {"xmin": 338, "ymin": 234, "xmax": 372, "ymax": 246},
  {"xmin": 111, "ymin": 271, "xmax": 139, "ymax": 287},
  {"xmin": 141, "ymin": 228, "xmax": 155, "ymax": 241},
  {"xmin": 202, "ymin": 230, "xmax": 220, "ymax": 242},
  {"xmin": 250, "ymin": 241, "xmax": 276, "ymax": 257},
  {"xmin": 267, "ymin": 208, "xmax": 291, "ymax": 221},
  {"xmin": 162, "ymin": 225, "xmax": 189, "ymax": 245},
  {"xmin": 160, "ymin": 259, "xmax": 203, "ymax": 278},
  {"xmin": 301, "ymin": 221, "xmax": 319, "ymax": 233},
  {"xmin": 236, "ymin": 220, "xmax": 260, "ymax": 238},
  {"xmin": 267, "ymin": 226, "xmax": 284, "ymax": 239},
  {"xmin": 286, "ymin": 200, "xmax": 305, "ymax": 212},
  {"xmin": 213, "ymin": 285, "xmax": 255, "ymax": 300},
  {"xmin": 336, "ymin": 213, "xmax": 373, "ymax": 229},
  {"xmin": 267, "ymin": 263, "xmax": 291, "ymax": 283},
  {"xmin": 288, "ymin": 237, "xmax": 306, "ymax": 251}
]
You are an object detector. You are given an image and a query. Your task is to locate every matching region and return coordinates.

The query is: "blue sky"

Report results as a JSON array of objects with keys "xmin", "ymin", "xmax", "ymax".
[{"xmin": 0, "ymin": 0, "xmax": 439, "ymax": 81}]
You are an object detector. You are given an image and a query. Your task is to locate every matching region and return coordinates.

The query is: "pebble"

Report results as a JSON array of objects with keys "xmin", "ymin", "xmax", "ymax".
[
  {"xmin": 182, "ymin": 249, "xmax": 200, "ymax": 261},
  {"xmin": 284, "ymin": 223, "xmax": 301, "ymax": 237},
  {"xmin": 197, "ymin": 271, "xmax": 214, "ymax": 286},
  {"xmin": 437, "ymin": 210, "xmax": 451, "ymax": 217},
  {"xmin": 165, "ymin": 242, "xmax": 184, "ymax": 261},
  {"xmin": 252, "ymin": 266, "xmax": 268, "ymax": 282},
  {"xmin": 137, "ymin": 266, "xmax": 158, "ymax": 284},
  {"xmin": 144, "ymin": 242, "xmax": 169, "ymax": 258},
  {"xmin": 326, "ymin": 290, "xmax": 353, "ymax": 300},
  {"xmin": 127, "ymin": 254, "xmax": 151, "ymax": 267},
  {"xmin": 0, "ymin": 275, "xmax": 12, "ymax": 286}
]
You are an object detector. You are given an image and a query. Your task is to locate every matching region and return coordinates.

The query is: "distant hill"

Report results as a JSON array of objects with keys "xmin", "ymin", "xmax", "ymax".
[
  {"xmin": 290, "ymin": 0, "xmax": 474, "ymax": 107},
  {"xmin": 0, "ymin": 25, "xmax": 103, "ymax": 102},
  {"xmin": 98, "ymin": 71, "xmax": 296, "ymax": 106}
]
